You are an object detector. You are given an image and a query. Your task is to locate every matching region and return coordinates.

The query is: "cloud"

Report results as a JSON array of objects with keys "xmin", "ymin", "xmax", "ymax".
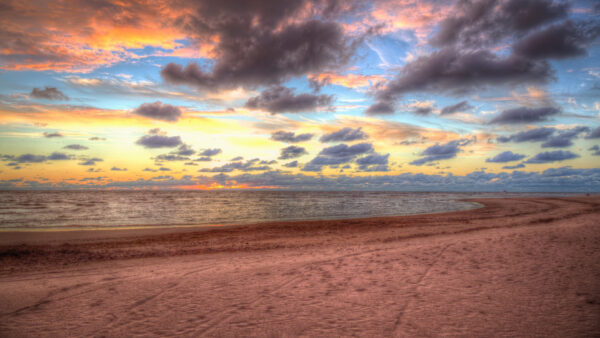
[
  {"xmin": 486, "ymin": 151, "xmax": 526, "ymax": 163},
  {"xmin": 365, "ymin": 101, "xmax": 396, "ymax": 115},
  {"xmin": 271, "ymin": 131, "xmax": 314, "ymax": 143},
  {"xmin": 513, "ymin": 20, "xmax": 600, "ymax": 60},
  {"xmin": 244, "ymin": 86, "xmax": 333, "ymax": 114},
  {"xmin": 30, "ymin": 87, "xmax": 69, "ymax": 100},
  {"xmin": 283, "ymin": 160, "xmax": 298, "ymax": 168},
  {"xmin": 413, "ymin": 106, "xmax": 433, "ymax": 116},
  {"xmin": 497, "ymin": 127, "xmax": 556, "ymax": 143},
  {"xmin": 440, "ymin": 101, "xmax": 472, "ymax": 115},
  {"xmin": 589, "ymin": 145, "xmax": 600, "ymax": 156},
  {"xmin": 489, "ymin": 106, "xmax": 560, "ymax": 124},
  {"xmin": 89, "ymin": 137, "xmax": 106, "ymax": 141},
  {"xmin": 320, "ymin": 127, "xmax": 369, "ymax": 143},
  {"xmin": 135, "ymin": 129, "xmax": 182, "ymax": 149},
  {"xmin": 162, "ymin": 6, "xmax": 361, "ymax": 91},
  {"xmin": 497, "ymin": 126, "xmax": 588, "ymax": 147},
  {"xmin": 199, "ymin": 158, "xmax": 271, "ymax": 173},
  {"xmin": 6, "ymin": 167, "xmax": 600, "ymax": 192},
  {"xmin": 131, "ymin": 101, "xmax": 182, "ymax": 122},
  {"xmin": 410, "ymin": 140, "xmax": 467, "ymax": 166},
  {"xmin": 356, "ymin": 153, "xmax": 389, "ymax": 171},
  {"xmin": 111, "ymin": 167, "xmax": 127, "ymax": 171},
  {"xmin": 541, "ymin": 126, "xmax": 589, "ymax": 148},
  {"xmin": 2, "ymin": 152, "xmax": 72, "ymax": 163},
  {"xmin": 279, "ymin": 145, "xmax": 308, "ymax": 160},
  {"xmin": 586, "ymin": 126, "xmax": 600, "ymax": 139},
  {"xmin": 176, "ymin": 144, "xmax": 196, "ymax": 156},
  {"xmin": 502, "ymin": 163, "xmax": 526, "ymax": 169},
  {"xmin": 524, "ymin": 150, "xmax": 579, "ymax": 164},
  {"xmin": 78, "ymin": 157, "xmax": 103, "ymax": 166},
  {"xmin": 303, "ymin": 142, "xmax": 373, "ymax": 171},
  {"xmin": 43, "ymin": 132, "xmax": 63, "ymax": 138},
  {"xmin": 199, "ymin": 148, "xmax": 222, "ymax": 157},
  {"xmin": 366, "ymin": 48, "xmax": 552, "ymax": 113},
  {"xmin": 430, "ymin": 0, "xmax": 568, "ymax": 48},
  {"xmin": 63, "ymin": 144, "xmax": 89, "ymax": 150}
]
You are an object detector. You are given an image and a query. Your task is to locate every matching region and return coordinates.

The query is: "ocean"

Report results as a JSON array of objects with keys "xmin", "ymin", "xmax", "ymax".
[{"xmin": 0, "ymin": 190, "xmax": 574, "ymax": 230}]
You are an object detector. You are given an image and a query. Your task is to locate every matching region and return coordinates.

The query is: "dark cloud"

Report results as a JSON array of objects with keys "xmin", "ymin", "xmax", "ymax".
[
  {"xmin": 63, "ymin": 144, "xmax": 89, "ymax": 150},
  {"xmin": 589, "ymin": 145, "xmax": 600, "ymax": 156},
  {"xmin": 155, "ymin": 144, "xmax": 197, "ymax": 162},
  {"xmin": 513, "ymin": 20, "xmax": 600, "ymax": 60},
  {"xmin": 47, "ymin": 152, "xmax": 71, "ymax": 160},
  {"xmin": 319, "ymin": 143, "xmax": 373, "ymax": 158},
  {"xmin": 89, "ymin": 137, "xmax": 106, "ymax": 141},
  {"xmin": 410, "ymin": 140, "xmax": 468, "ymax": 166},
  {"xmin": 135, "ymin": 130, "xmax": 182, "ymax": 148},
  {"xmin": 111, "ymin": 167, "xmax": 127, "ymax": 171},
  {"xmin": 2, "ymin": 152, "xmax": 72, "ymax": 163},
  {"xmin": 163, "ymin": 7, "xmax": 361, "ymax": 91},
  {"xmin": 78, "ymin": 157, "xmax": 103, "ymax": 166},
  {"xmin": 30, "ymin": 87, "xmax": 69, "ymax": 100},
  {"xmin": 497, "ymin": 127, "xmax": 555, "ymax": 143},
  {"xmin": 356, "ymin": 153, "xmax": 389, "ymax": 171},
  {"xmin": 14, "ymin": 154, "xmax": 47, "ymax": 163},
  {"xmin": 43, "ymin": 132, "xmax": 63, "ymax": 138},
  {"xmin": 283, "ymin": 160, "xmax": 298, "ymax": 168},
  {"xmin": 199, "ymin": 158, "xmax": 271, "ymax": 173},
  {"xmin": 367, "ymin": 48, "xmax": 552, "ymax": 113},
  {"xmin": 245, "ymin": 86, "xmax": 333, "ymax": 114},
  {"xmin": 271, "ymin": 131, "xmax": 314, "ymax": 143},
  {"xmin": 155, "ymin": 154, "xmax": 189, "ymax": 161},
  {"xmin": 195, "ymin": 157, "xmax": 212, "ymax": 162},
  {"xmin": 586, "ymin": 126, "xmax": 600, "ymax": 139},
  {"xmin": 430, "ymin": 0, "xmax": 569, "ymax": 48},
  {"xmin": 365, "ymin": 101, "xmax": 395, "ymax": 115},
  {"xmin": 320, "ymin": 127, "xmax": 368, "ymax": 143},
  {"xmin": 131, "ymin": 101, "xmax": 182, "ymax": 122},
  {"xmin": 503, "ymin": 163, "xmax": 526, "ymax": 169},
  {"xmin": 486, "ymin": 151, "xmax": 526, "ymax": 163},
  {"xmin": 489, "ymin": 106, "xmax": 559, "ymax": 124},
  {"xmin": 279, "ymin": 145, "xmax": 308, "ymax": 160},
  {"xmin": 6, "ymin": 167, "xmax": 600, "ymax": 192},
  {"xmin": 541, "ymin": 126, "xmax": 589, "ymax": 148},
  {"xmin": 497, "ymin": 126, "xmax": 588, "ymax": 147},
  {"xmin": 230, "ymin": 156, "xmax": 244, "ymax": 161},
  {"xmin": 440, "ymin": 101, "xmax": 472, "ymax": 115},
  {"xmin": 176, "ymin": 144, "xmax": 196, "ymax": 156},
  {"xmin": 524, "ymin": 150, "xmax": 579, "ymax": 163},
  {"xmin": 413, "ymin": 106, "xmax": 433, "ymax": 116},
  {"xmin": 158, "ymin": 167, "xmax": 171, "ymax": 171},
  {"xmin": 303, "ymin": 142, "xmax": 373, "ymax": 171},
  {"xmin": 199, "ymin": 148, "xmax": 222, "ymax": 157}
]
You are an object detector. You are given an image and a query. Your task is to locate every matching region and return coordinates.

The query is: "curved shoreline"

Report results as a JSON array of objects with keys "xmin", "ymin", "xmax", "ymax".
[{"xmin": 0, "ymin": 199, "xmax": 483, "ymax": 233}]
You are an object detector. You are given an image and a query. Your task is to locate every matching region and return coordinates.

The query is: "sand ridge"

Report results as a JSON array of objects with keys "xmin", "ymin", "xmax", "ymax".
[{"xmin": 0, "ymin": 196, "xmax": 599, "ymax": 336}]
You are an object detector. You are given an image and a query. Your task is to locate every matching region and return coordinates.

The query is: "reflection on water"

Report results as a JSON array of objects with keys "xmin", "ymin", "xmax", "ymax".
[{"xmin": 0, "ymin": 190, "xmax": 573, "ymax": 229}]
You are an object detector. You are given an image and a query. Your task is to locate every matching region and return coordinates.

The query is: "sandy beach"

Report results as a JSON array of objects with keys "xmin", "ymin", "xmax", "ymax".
[{"xmin": 0, "ymin": 196, "xmax": 599, "ymax": 337}]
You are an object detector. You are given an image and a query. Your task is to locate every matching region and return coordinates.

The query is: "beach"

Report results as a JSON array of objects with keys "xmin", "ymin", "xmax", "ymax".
[{"xmin": 0, "ymin": 196, "xmax": 599, "ymax": 336}]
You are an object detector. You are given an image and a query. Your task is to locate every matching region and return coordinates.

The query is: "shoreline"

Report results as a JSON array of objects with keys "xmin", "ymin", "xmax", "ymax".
[{"xmin": 0, "ymin": 199, "xmax": 485, "ymax": 234}]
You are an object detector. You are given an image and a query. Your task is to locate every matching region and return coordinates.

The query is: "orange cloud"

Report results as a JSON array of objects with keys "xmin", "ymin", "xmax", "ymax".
[{"xmin": 0, "ymin": 0, "xmax": 189, "ymax": 72}]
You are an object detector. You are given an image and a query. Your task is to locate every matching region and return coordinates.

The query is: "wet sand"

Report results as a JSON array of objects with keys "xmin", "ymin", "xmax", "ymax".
[{"xmin": 0, "ymin": 196, "xmax": 599, "ymax": 337}]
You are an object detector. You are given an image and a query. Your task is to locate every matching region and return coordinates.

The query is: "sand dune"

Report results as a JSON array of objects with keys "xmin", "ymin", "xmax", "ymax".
[{"xmin": 1, "ymin": 196, "xmax": 599, "ymax": 337}]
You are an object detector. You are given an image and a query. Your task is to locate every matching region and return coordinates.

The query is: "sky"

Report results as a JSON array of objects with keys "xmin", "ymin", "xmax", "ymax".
[{"xmin": 0, "ymin": 0, "xmax": 599, "ymax": 191}]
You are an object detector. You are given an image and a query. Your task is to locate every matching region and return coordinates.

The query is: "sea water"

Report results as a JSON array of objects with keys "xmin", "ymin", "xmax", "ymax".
[{"xmin": 0, "ymin": 190, "xmax": 573, "ymax": 229}]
